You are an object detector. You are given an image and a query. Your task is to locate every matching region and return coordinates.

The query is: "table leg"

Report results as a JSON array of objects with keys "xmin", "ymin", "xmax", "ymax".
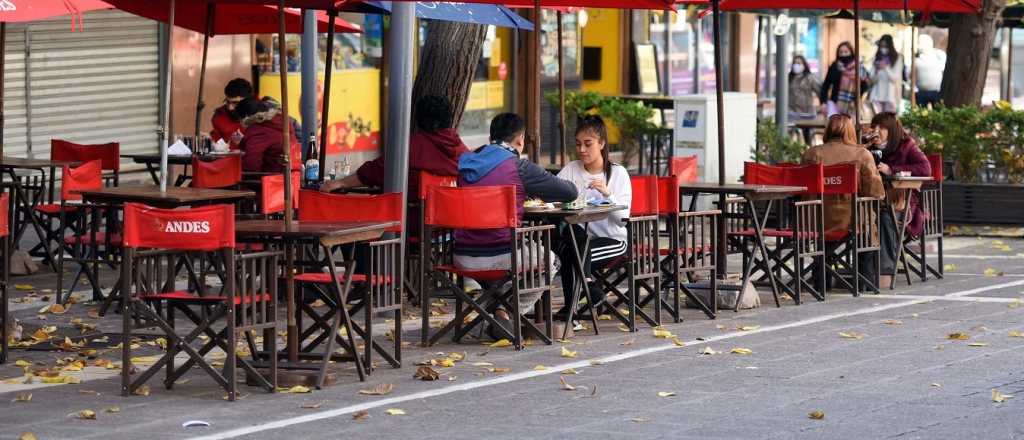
[
  {"xmin": 562, "ymin": 223, "xmax": 600, "ymax": 340},
  {"xmin": 738, "ymin": 199, "xmax": 781, "ymax": 310},
  {"xmin": 323, "ymin": 244, "xmax": 365, "ymax": 384},
  {"xmin": 144, "ymin": 163, "xmax": 161, "ymax": 186},
  {"xmin": 5, "ymin": 169, "xmax": 54, "ymax": 270},
  {"xmin": 890, "ymin": 191, "xmax": 913, "ymax": 290}
]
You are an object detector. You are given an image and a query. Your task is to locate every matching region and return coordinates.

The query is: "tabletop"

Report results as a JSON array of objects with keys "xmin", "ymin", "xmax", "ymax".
[
  {"xmin": 0, "ymin": 157, "xmax": 79, "ymax": 169},
  {"xmin": 524, "ymin": 204, "xmax": 627, "ymax": 225},
  {"xmin": 80, "ymin": 186, "xmax": 255, "ymax": 206},
  {"xmin": 885, "ymin": 175, "xmax": 933, "ymax": 190},
  {"xmin": 678, "ymin": 182, "xmax": 807, "ymax": 196},
  {"xmin": 235, "ymin": 220, "xmax": 396, "ymax": 246},
  {"xmin": 123, "ymin": 151, "xmax": 241, "ymax": 164}
]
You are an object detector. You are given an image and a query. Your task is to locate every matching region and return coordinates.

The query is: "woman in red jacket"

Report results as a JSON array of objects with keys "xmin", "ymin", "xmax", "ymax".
[{"xmin": 234, "ymin": 97, "xmax": 302, "ymax": 173}]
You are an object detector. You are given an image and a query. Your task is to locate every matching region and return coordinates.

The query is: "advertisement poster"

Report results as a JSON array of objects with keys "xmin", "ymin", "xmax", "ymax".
[{"xmin": 259, "ymin": 69, "xmax": 381, "ymax": 154}]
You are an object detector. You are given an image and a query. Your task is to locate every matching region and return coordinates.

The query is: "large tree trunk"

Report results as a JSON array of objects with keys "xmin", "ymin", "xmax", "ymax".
[
  {"xmin": 411, "ymin": 21, "xmax": 487, "ymax": 129},
  {"xmin": 940, "ymin": 0, "xmax": 1006, "ymax": 107}
]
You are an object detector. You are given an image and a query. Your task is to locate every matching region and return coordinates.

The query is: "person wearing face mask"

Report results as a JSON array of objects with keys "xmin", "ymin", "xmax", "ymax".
[
  {"xmin": 867, "ymin": 34, "xmax": 904, "ymax": 115},
  {"xmin": 788, "ymin": 55, "xmax": 821, "ymax": 120},
  {"xmin": 555, "ymin": 116, "xmax": 632, "ymax": 329},
  {"xmin": 866, "ymin": 112, "xmax": 931, "ymax": 288},
  {"xmin": 454, "ymin": 113, "xmax": 578, "ymax": 340},
  {"xmin": 820, "ymin": 42, "xmax": 868, "ymax": 117}
]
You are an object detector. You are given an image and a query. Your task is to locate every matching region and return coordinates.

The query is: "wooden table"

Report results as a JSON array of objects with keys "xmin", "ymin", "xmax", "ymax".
[
  {"xmin": 123, "ymin": 152, "xmax": 242, "ymax": 187},
  {"xmin": 235, "ymin": 220, "xmax": 397, "ymax": 388},
  {"xmin": 883, "ymin": 175, "xmax": 933, "ymax": 289},
  {"xmin": 524, "ymin": 204, "xmax": 626, "ymax": 340},
  {"xmin": 678, "ymin": 183, "xmax": 807, "ymax": 310},
  {"xmin": 0, "ymin": 157, "xmax": 80, "ymax": 268},
  {"xmin": 80, "ymin": 186, "xmax": 254, "ymax": 208}
]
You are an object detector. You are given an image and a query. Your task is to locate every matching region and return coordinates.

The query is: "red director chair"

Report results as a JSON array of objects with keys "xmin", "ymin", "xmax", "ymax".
[
  {"xmin": 820, "ymin": 163, "xmax": 882, "ymax": 296},
  {"xmin": 52, "ymin": 160, "xmax": 113, "ymax": 304},
  {"xmin": 120, "ymin": 203, "xmax": 280, "ymax": 401},
  {"xmin": 422, "ymin": 185, "xmax": 556, "ymax": 350},
  {"xmin": 0, "ymin": 194, "xmax": 11, "ymax": 364},
  {"xmin": 658, "ymin": 176, "xmax": 720, "ymax": 321},
  {"xmin": 407, "ymin": 171, "xmax": 456, "ymax": 308},
  {"xmin": 51, "ymin": 139, "xmax": 121, "ymax": 186},
  {"xmin": 191, "ymin": 155, "xmax": 242, "ymax": 190},
  {"xmin": 295, "ymin": 189, "xmax": 403, "ymax": 374},
  {"xmin": 595, "ymin": 175, "xmax": 662, "ymax": 331}
]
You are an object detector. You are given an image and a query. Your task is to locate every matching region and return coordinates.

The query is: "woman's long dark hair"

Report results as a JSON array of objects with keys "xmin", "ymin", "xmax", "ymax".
[
  {"xmin": 789, "ymin": 55, "xmax": 810, "ymax": 82},
  {"xmin": 576, "ymin": 115, "xmax": 612, "ymax": 181},
  {"xmin": 871, "ymin": 111, "xmax": 908, "ymax": 155},
  {"xmin": 874, "ymin": 34, "xmax": 900, "ymax": 65},
  {"xmin": 835, "ymin": 41, "xmax": 855, "ymax": 64}
]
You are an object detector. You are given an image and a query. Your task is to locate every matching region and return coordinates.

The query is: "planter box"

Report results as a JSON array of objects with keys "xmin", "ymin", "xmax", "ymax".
[{"xmin": 943, "ymin": 182, "xmax": 1024, "ymax": 224}]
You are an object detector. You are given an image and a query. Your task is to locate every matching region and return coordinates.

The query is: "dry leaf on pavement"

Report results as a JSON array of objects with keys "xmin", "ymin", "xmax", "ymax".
[
  {"xmin": 384, "ymin": 408, "xmax": 406, "ymax": 416},
  {"xmin": 656, "ymin": 391, "xmax": 676, "ymax": 397},
  {"xmin": 489, "ymin": 339, "xmax": 512, "ymax": 348},
  {"xmin": 992, "ymin": 389, "xmax": 1014, "ymax": 403},
  {"xmin": 1009, "ymin": 330, "xmax": 1024, "ymax": 338},
  {"xmin": 839, "ymin": 332, "xmax": 865, "ymax": 340},
  {"xmin": 559, "ymin": 376, "xmax": 576, "ymax": 391},
  {"xmin": 533, "ymin": 365, "xmax": 547, "ymax": 371},
  {"xmin": 699, "ymin": 347, "xmax": 719, "ymax": 355},
  {"xmin": 884, "ymin": 320, "xmax": 903, "ymax": 325},
  {"xmin": 104, "ymin": 406, "xmax": 121, "ymax": 414},
  {"xmin": 947, "ymin": 332, "xmax": 970, "ymax": 340},
  {"xmin": 488, "ymin": 367, "xmax": 511, "ymax": 373},
  {"xmin": 730, "ymin": 348, "xmax": 753, "ymax": 355},
  {"xmin": 353, "ymin": 410, "xmax": 369, "ymax": 420},
  {"xmin": 672, "ymin": 337, "xmax": 685, "ymax": 347},
  {"xmin": 561, "ymin": 368, "xmax": 579, "ymax": 375},
  {"xmin": 13, "ymin": 393, "xmax": 31, "ymax": 402},
  {"xmin": 931, "ymin": 383, "xmax": 942, "ymax": 388},
  {"xmin": 968, "ymin": 342, "xmax": 989, "ymax": 347},
  {"xmin": 808, "ymin": 411, "xmax": 825, "ymax": 420},
  {"xmin": 18, "ymin": 433, "xmax": 37, "ymax": 440},
  {"xmin": 652, "ymin": 328, "xmax": 674, "ymax": 338},
  {"xmin": 73, "ymin": 410, "xmax": 97, "ymax": 420},
  {"xmin": 617, "ymin": 324, "xmax": 631, "ymax": 333},
  {"xmin": 561, "ymin": 346, "xmax": 578, "ymax": 358},
  {"xmin": 301, "ymin": 401, "xmax": 326, "ymax": 409},
  {"xmin": 287, "ymin": 385, "xmax": 312, "ymax": 394},
  {"xmin": 630, "ymin": 417, "xmax": 649, "ymax": 423},
  {"xmin": 358, "ymin": 383, "xmax": 394, "ymax": 396},
  {"xmin": 133, "ymin": 385, "xmax": 151, "ymax": 397},
  {"xmin": 414, "ymin": 366, "xmax": 440, "ymax": 381},
  {"xmin": 738, "ymin": 325, "xmax": 760, "ymax": 331}
]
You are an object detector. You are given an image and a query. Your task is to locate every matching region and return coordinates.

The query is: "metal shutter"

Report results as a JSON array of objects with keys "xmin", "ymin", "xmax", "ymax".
[{"xmin": 3, "ymin": 9, "xmax": 159, "ymax": 164}]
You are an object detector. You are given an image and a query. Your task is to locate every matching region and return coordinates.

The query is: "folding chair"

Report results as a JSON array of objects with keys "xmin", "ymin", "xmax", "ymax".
[
  {"xmin": 52, "ymin": 161, "xmax": 115, "ymax": 304},
  {"xmin": 422, "ymin": 185, "xmax": 555, "ymax": 349},
  {"xmin": 0, "ymin": 194, "xmax": 11, "ymax": 364},
  {"xmin": 406, "ymin": 171, "xmax": 456, "ymax": 308},
  {"xmin": 191, "ymin": 155, "xmax": 242, "ymax": 190},
  {"xmin": 905, "ymin": 153, "xmax": 943, "ymax": 281},
  {"xmin": 51, "ymin": 139, "xmax": 120, "ymax": 187},
  {"xmin": 295, "ymin": 190, "xmax": 403, "ymax": 373},
  {"xmin": 256, "ymin": 172, "xmax": 299, "ymax": 218},
  {"xmin": 820, "ymin": 163, "xmax": 882, "ymax": 296},
  {"xmin": 669, "ymin": 155, "xmax": 699, "ymax": 186},
  {"xmin": 595, "ymin": 175, "xmax": 662, "ymax": 331},
  {"xmin": 657, "ymin": 176, "xmax": 720, "ymax": 321},
  {"xmin": 120, "ymin": 203, "xmax": 279, "ymax": 401},
  {"xmin": 732, "ymin": 163, "xmax": 825, "ymax": 305}
]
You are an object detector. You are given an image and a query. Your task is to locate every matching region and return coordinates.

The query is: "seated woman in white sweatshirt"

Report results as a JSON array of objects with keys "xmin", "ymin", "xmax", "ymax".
[{"xmin": 555, "ymin": 115, "xmax": 632, "ymax": 326}]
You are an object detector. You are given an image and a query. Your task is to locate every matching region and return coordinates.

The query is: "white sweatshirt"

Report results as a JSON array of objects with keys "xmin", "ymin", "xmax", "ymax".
[{"xmin": 557, "ymin": 160, "xmax": 632, "ymax": 242}]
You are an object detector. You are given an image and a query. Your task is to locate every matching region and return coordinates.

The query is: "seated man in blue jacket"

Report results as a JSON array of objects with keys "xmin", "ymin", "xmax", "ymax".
[{"xmin": 455, "ymin": 113, "xmax": 578, "ymax": 339}]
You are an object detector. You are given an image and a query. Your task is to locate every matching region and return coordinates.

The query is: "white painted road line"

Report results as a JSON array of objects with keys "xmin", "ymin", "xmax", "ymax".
[
  {"xmin": 189, "ymin": 278, "xmax": 1024, "ymax": 440},
  {"xmin": 945, "ymin": 254, "xmax": 1024, "ymax": 260},
  {"xmin": 833, "ymin": 294, "xmax": 1022, "ymax": 303}
]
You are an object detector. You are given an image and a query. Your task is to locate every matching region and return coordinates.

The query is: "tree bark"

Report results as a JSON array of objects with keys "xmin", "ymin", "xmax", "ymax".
[
  {"xmin": 940, "ymin": 0, "xmax": 1007, "ymax": 107},
  {"xmin": 411, "ymin": 21, "xmax": 487, "ymax": 129}
]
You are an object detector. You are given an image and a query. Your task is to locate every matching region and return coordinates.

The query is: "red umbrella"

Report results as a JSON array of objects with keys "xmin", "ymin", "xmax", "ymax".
[
  {"xmin": 104, "ymin": 1, "xmax": 361, "ymax": 35},
  {"xmin": 719, "ymin": 0, "xmax": 980, "ymax": 13}
]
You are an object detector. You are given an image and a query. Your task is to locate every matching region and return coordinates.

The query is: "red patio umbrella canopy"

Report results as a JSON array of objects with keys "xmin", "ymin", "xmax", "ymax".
[
  {"xmin": 718, "ymin": 0, "xmax": 980, "ymax": 13},
  {"xmin": 217, "ymin": 0, "xmax": 675, "ymax": 9},
  {"xmin": 0, "ymin": 0, "xmax": 110, "ymax": 22},
  {"xmin": 104, "ymin": 0, "xmax": 360, "ymax": 35}
]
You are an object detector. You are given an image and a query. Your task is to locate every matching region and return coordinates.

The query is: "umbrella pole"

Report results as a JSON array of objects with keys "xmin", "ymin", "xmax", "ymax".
[
  {"xmin": 854, "ymin": 0, "xmax": 861, "ymax": 132},
  {"xmin": 531, "ymin": 0, "xmax": 541, "ymax": 163},
  {"xmin": 194, "ymin": 4, "xmax": 214, "ymax": 140},
  {"xmin": 910, "ymin": 26, "xmax": 917, "ymax": 108},
  {"xmin": 159, "ymin": 0, "xmax": 176, "ymax": 193},
  {"xmin": 1008, "ymin": 28, "xmax": 1014, "ymax": 103},
  {"xmin": 277, "ymin": 0, "xmax": 297, "ymax": 363},
  {"xmin": 557, "ymin": 11, "xmax": 566, "ymax": 167},
  {"xmin": 318, "ymin": 10, "xmax": 337, "ymax": 182},
  {"xmin": 1, "ymin": 22, "xmax": 6, "ymax": 158},
  {"xmin": 711, "ymin": 0, "xmax": 727, "ymax": 282}
]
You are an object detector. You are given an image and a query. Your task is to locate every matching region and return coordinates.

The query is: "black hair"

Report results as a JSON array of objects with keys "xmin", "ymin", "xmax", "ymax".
[
  {"xmin": 224, "ymin": 78, "xmax": 254, "ymax": 99},
  {"xmin": 490, "ymin": 113, "xmax": 526, "ymax": 145},
  {"xmin": 232, "ymin": 96, "xmax": 269, "ymax": 121},
  {"xmin": 874, "ymin": 34, "xmax": 900, "ymax": 65},
  {"xmin": 575, "ymin": 115, "xmax": 612, "ymax": 181},
  {"xmin": 415, "ymin": 95, "xmax": 454, "ymax": 133},
  {"xmin": 835, "ymin": 41, "xmax": 855, "ymax": 63}
]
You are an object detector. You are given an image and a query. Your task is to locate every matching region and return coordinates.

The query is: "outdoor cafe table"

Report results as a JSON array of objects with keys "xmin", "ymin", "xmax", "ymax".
[
  {"xmin": 883, "ymin": 175, "xmax": 933, "ymax": 289},
  {"xmin": 678, "ymin": 183, "xmax": 807, "ymax": 311},
  {"xmin": 234, "ymin": 220, "xmax": 396, "ymax": 388},
  {"xmin": 0, "ymin": 157, "xmax": 80, "ymax": 262},
  {"xmin": 524, "ymin": 204, "xmax": 626, "ymax": 340}
]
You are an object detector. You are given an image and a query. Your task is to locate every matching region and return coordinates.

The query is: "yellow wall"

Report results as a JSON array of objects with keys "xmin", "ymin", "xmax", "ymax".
[
  {"xmin": 581, "ymin": 8, "xmax": 622, "ymax": 96},
  {"xmin": 260, "ymin": 69, "xmax": 381, "ymax": 154}
]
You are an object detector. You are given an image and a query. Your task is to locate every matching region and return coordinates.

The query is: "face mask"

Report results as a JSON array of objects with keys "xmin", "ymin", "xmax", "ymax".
[
  {"xmin": 839, "ymin": 54, "xmax": 853, "ymax": 63},
  {"xmin": 792, "ymin": 63, "xmax": 805, "ymax": 74},
  {"xmin": 879, "ymin": 47, "xmax": 890, "ymax": 55}
]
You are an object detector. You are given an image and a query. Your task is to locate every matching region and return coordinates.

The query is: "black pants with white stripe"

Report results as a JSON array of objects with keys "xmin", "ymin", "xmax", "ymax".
[{"xmin": 558, "ymin": 224, "xmax": 627, "ymax": 313}]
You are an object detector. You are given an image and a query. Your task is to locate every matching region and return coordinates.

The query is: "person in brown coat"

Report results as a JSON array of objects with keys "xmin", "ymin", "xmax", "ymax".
[{"xmin": 802, "ymin": 113, "xmax": 885, "ymax": 290}]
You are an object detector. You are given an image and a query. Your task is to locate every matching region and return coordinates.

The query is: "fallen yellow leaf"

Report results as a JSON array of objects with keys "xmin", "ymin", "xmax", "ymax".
[
  {"xmin": 489, "ymin": 339, "xmax": 512, "ymax": 348},
  {"xmin": 288, "ymin": 385, "xmax": 311, "ymax": 394},
  {"xmin": 470, "ymin": 362, "xmax": 493, "ymax": 367},
  {"xmin": 384, "ymin": 408, "xmax": 406, "ymax": 416},
  {"xmin": 948, "ymin": 332, "xmax": 970, "ymax": 340},
  {"xmin": 358, "ymin": 383, "xmax": 394, "ymax": 396},
  {"xmin": 617, "ymin": 324, "xmax": 631, "ymax": 332},
  {"xmin": 561, "ymin": 368, "xmax": 579, "ymax": 375},
  {"xmin": 968, "ymin": 342, "xmax": 989, "ymax": 347},
  {"xmin": 671, "ymin": 337, "xmax": 685, "ymax": 347},
  {"xmin": 74, "ymin": 409, "xmax": 96, "ymax": 420},
  {"xmin": 414, "ymin": 366, "xmax": 440, "ymax": 381},
  {"xmin": 533, "ymin": 365, "xmax": 547, "ymax": 371},
  {"xmin": 14, "ymin": 284, "xmax": 34, "ymax": 291},
  {"xmin": 597, "ymin": 314, "xmax": 612, "ymax": 321},
  {"xmin": 730, "ymin": 348, "xmax": 753, "ymax": 355},
  {"xmin": 1009, "ymin": 330, "xmax": 1024, "ymax": 338},
  {"xmin": 133, "ymin": 385, "xmax": 150, "ymax": 397},
  {"xmin": 447, "ymin": 352, "xmax": 465, "ymax": 361},
  {"xmin": 943, "ymin": 264, "xmax": 957, "ymax": 272},
  {"xmin": 438, "ymin": 358, "xmax": 456, "ymax": 368},
  {"xmin": 104, "ymin": 406, "xmax": 121, "ymax": 414},
  {"xmin": 14, "ymin": 359, "xmax": 30, "ymax": 367},
  {"xmin": 18, "ymin": 433, "xmax": 37, "ymax": 440},
  {"xmin": 808, "ymin": 410, "xmax": 825, "ymax": 420},
  {"xmin": 652, "ymin": 328, "xmax": 674, "ymax": 338},
  {"xmin": 984, "ymin": 268, "xmax": 1004, "ymax": 277},
  {"xmin": 839, "ymin": 331, "xmax": 865, "ymax": 340},
  {"xmin": 739, "ymin": 325, "xmax": 760, "ymax": 331},
  {"xmin": 884, "ymin": 320, "xmax": 904, "ymax": 325},
  {"xmin": 13, "ymin": 393, "xmax": 31, "ymax": 402},
  {"xmin": 992, "ymin": 389, "xmax": 1014, "ymax": 403},
  {"xmin": 1009, "ymin": 300, "xmax": 1021, "ymax": 309},
  {"xmin": 488, "ymin": 367, "xmax": 511, "ymax": 373},
  {"xmin": 353, "ymin": 410, "xmax": 369, "ymax": 420},
  {"xmin": 656, "ymin": 391, "xmax": 676, "ymax": 397},
  {"xmin": 560, "ymin": 346, "xmax": 578, "ymax": 358}
]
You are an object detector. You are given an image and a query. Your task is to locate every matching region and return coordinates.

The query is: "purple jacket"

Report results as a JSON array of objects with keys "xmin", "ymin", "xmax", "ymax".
[
  {"xmin": 454, "ymin": 144, "xmax": 577, "ymax": 256},
  {"xmin": 882, "ymin": 136, "xmax": 932, "ymax": 237}
]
